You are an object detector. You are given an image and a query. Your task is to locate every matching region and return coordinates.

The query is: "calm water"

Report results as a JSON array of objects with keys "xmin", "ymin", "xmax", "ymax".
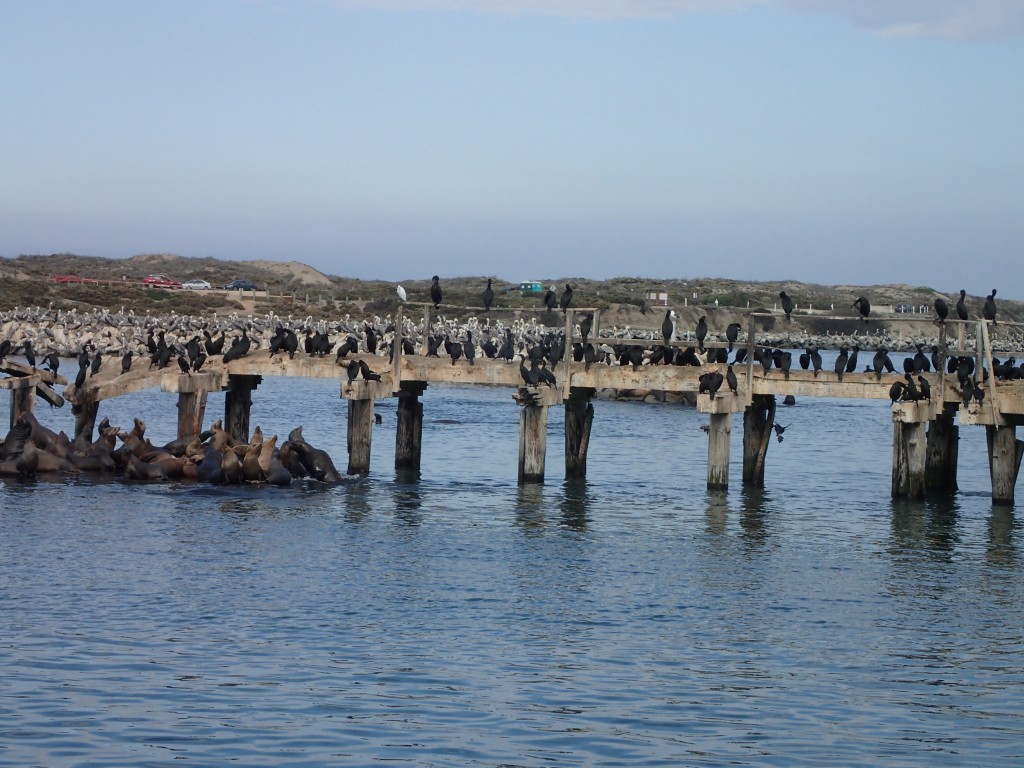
[{"xmin": 1, "ymin": 369, "xmax": 1022, "ymax": 767}]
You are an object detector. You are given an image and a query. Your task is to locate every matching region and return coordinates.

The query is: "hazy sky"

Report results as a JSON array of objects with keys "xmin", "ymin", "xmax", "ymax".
[{"xmin": 3, "ymin": 0, "xmax": 1022, "ymax": 297}]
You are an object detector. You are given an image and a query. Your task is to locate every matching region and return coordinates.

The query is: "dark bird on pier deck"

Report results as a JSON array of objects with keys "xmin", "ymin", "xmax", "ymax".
[
  {"xmin": 779, "ymin": 291, "xmax": 794, "ymax": 322},
  {"xmin": 930, "ymin": 345, "xmax": 943, "ymax": 372},
  {"xmin": 559, "ymin": 284, "xmax": 574, "ymax": 314},
  {"xmin": 580, "ymin": 312, "xmax": 594, "ymax": 346},
  {"xmin": 347, "ymin": 359, "xmax": 360, "ymax": 382},
  {"xmin": 810, "ymin": 348, "xmax": 823, "ymax": 377},
  {"xmin": 498, "ymin": 329, "xmax": 514, "ymax": 362},
  {"xmin": 774, "ymin": 349, "xmax": 792, "ymax": 379},
  {"xmin": 956, "ymin": 289, "xmax": 969, "ymax": 321},
  {"xmin": 903, "ymin": 373, "xmax": 921, "ymax": 401},
  {"xmin": 177, "ymin": 353, "xmax": 191, "ymax": 375},
  {"xmin": 482, "ymin": 279, "xmax": 494, "ymax": 312},
  {"xmin": 538, "ymin": 361, "xmax": 557, "ymax": 387},
  {"xmin": 0, "ymin": 339, "xmax": 12, "ymax": 362},
  {"xmin": 698, "ymin": 372, "xmax": 725, "ymax": 399},
  {"xmin": 726, "ymin": 322, "xmax": 741, "ymax": 352},
  {"xmin": 365, "ymin": 326, "xmax": 377, "ymax": 355},
  {"xmin": 799, "ymin": 349, "xmax": 810, "ymax": 370},
  {"xmin": 285, "ymin": 328, "xmax": 301, "ymax": 358},
  {"xmin": 120, "ymin": 350, "xmax": 132, "ymax": 375},
  {"xmin": 934, "ymin": 297, "xmax": 949, "ymax": 322},
  {"xmin": 186, "ymin": 335, "xmax": 201, "ymax": 365},
  {"xmin": 626, "ymin": 344, "xmax": 644, "ymax": 371},
  {"xmin": 520, "ymin": 358, "xmax": 540, "ymax": 387},
  {"xmin": 834, "ymin": 345, "xmax": 849, "ymax": 382},
  {"xmin": 448, "ymin": 337, "xmax": 463, "ymax": 365},
  {"xmin": 402, "ymin": 337, "xmax": 416, "ymax": 356},
  {"xmin": 889, "ymin": 380, "xmax": 906, "ymax": 405},
  {"xmin": 584, "ymin": 343, "xmax": 598, "ymax": 372},
  {"xmin": 983, "ymin": 289, "xmax": 997, "ymax": 324},
  {"xmin": 43, "ymin": 351, "xmax": 60, "ymax": 375},
  {"xmin": 157, "ymin": 344, "xmax": 174, "ymax": 369},
  {"xmin": 146, "ymin": 330, "xmax": 157, "ymax": 356},
  {"xmin": 917, "ymin": 375, "xmax": 931, "ymax": 401},
  {"xmin": 695, "ymin": 316, "xmax": 708, "ymax": 352},
  {"xmin": 872, "ymin": 347, "xmax": 892, "ymax": 380},
  {"xmin": 853, "ymin": 296, "xmax": 871, "ymax": 321},
  {"xmin": 845, "ymin": 345, "xmax": 859, "ymax": 374},
  {"xmin": 22, "ymin": 340, "xmax": 36, "ymax": 369},
  {"xmin": 960, "ymin": 378, "xmax": 974, "ymax": 408},
  {"xmin": 772, "ymin": 423, "xmax": 789, "ymax": 443},
  {"xmin": 973, "ymin": 379, "xmax": 985, "ymax": 406},
  {"xmin": 359, "ymin": 360, "xmax": 382, "ymax": 382},
  {"xmin": 714, "ymin": 348, "xmax": 729, "ymax": 364},
  {"xmin": 335, "ymin": 336, "xmax": 358, "ymax": 361},
  {"xmin": 75, "ymin": 364, "xmax": 88, "ymax": 390},
  {"xmin": 902, "ymin": 357, "xmax": 915, "ymax": 374},
  {"xmin": 733, "ymin": 347, "xmax": 747, "ymax": 366},
  {"xmin": 464, "ymin": 331, "xmax": 476, "ymax": 366},
  {"xmin": 430, "ymin": 276, "xmax": 442, "ymax": 309},
  {"xmin": 661, "ymin": 309, "xmax": 676, "ymax": 343},
  {"xmin": 913, "ymin": 345, "xmax": 930, "ymax": 373},
  {"xmin": 726, "ymin": 364, "xmax": 738, "ymax": 395},
  {"xmin": 543, "ymin": 286, "xmax": 557, "ymax": 313},
  {"xmin": 193, "ymin": 352, "xmax": 207, "ymax": 372}
]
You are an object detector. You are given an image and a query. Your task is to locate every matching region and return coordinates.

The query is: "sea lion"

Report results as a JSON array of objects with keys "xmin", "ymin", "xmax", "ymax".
[
  {"xmin": 123, "ymin": 452, "xmax": 168, "ymax": 481},
  {"xmin": 257, "ymin": 435, "xmax": 277, "ymax": 476},
  {"xmin": 196, "ymin": 446, "xmax": 225, "ymax": 484},
  {"xmin": 242, "ymin": 441, "xmax": 264, "ymax": 483},
  {"xmin": 221, "ymin": 446, "xmax": 244, "ymax": 484},
  {"xmin": 283, "ymin": 428, "xmax": 342, "ymax": 482},
  {"xmin": 0, "ymin": 415, "xmax": 32, "ymax": 459}
]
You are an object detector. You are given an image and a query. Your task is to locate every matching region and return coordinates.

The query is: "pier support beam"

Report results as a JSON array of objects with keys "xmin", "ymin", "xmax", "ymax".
[
  {"xmin": 925, "ymin": 404, "xmax": 959, "ymax": 496},
  {"xmin": 395, "ymin": 382, "xmax": 427, "ymax": 471},
  {"xmin": 176, "ymin": 389, "xmax": 209, "ymax": 439},
  {"xmin": 742, "ymin": 394, "xmax": 776, "ymax": 487},
  {"xmin": 224, "ymin": 374, "xmax": 261, "ymax": 444},
  {"xmin": 515, "ymin": 386, "xmax": 559, "ymax": 484},
  {"xmin": 707, "ymin": 413, "xmax": 732, "ymax": 490},
  {"xmin": 986, "ymin": 425, "xmax": 1023, "ymax": 506},
  {"xmin": 8, "ymin": 375, "xmax": 38, "ymax": 430},
  {"xmin": 342, "ymin": 379, "xmax": 391, "ymax": 475},
  {"xmin": 564, "ymin": 387, "xmax": 595, "ymax": 480},
  {"xmin": 892, "ymin": 402, "xmax": 930, "ymax": 499}
]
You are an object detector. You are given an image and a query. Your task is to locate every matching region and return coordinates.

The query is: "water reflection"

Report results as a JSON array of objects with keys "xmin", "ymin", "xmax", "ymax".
[
  {"xmin": 704, "ymin": 489, "xmax": 729, "ymax": 536},
  {"xmin": 890, "ymin": 499, "xmax": 961, "ymax": 559},
  {"xmin": 343, "ymin": 484, "xmax": 371, "ymax": 523},
  {"xmin": 514, "ymin": 484, "xmax": 546, "ymax": 532},
  {"xmin": 987, "ymin": 507, "xmax": 1018, "ymax": 568},
  {"xmin": 739, "ymin": 486, "xmax": 769, "ymax": 546},
  {"xmin": 392, "ymin": 472, "xmax": 423, "ymax": 525},
  {"xmin": 558, "ymin": 479, "xmax": 589, "ymax": 531}
]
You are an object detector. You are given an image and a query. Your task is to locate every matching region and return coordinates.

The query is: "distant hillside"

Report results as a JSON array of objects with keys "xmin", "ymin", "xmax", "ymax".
[{"xmin": 1, "ymin": 253, "xmax": 1020, "ymax": 329}]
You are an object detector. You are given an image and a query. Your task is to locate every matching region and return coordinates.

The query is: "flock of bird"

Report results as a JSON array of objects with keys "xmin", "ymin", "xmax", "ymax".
[{"xmin": 0, "ymin": 282, "xmax": 1019, "ymax": 405}]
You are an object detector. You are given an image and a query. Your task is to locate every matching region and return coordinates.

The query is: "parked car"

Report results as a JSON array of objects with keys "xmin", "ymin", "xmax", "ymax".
[
  {"xmin": 222, "ymin": 279, "xmax": 258, "ymax": 291},
  {"xmin": 182, "ymin": 279, "xmax": 212, "ymax": 290},
  {"xmin": 143, "ymin": 274, "xmax": 182, "ymax": 289}
]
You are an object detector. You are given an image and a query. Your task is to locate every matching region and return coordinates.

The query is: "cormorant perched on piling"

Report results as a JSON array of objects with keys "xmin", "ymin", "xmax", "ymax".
[
  {"xmin": 662, "ymin": 309, "xmax": 676, "ymax": 343},
  {"xmin": 834, "ymin": 346, "xmax": 849, "ymax": 382},
  {"xmin": 845, "ymin": 345, "xmax": 859, "ymax": 374},
  {"xmin": 43, "ymin": 351, "xmax": 60, "ymax": 375},
  {"xmin": 579, "ymin": 312, "xmax": 594, "ymax": 346},
  {"xmin": 961, "ymin": 378, "xmax": 975, "ymax": 408},
  {"xmin": 90, "ymin": 350, "xmax": 102, "ymax": 377},
  {"xmin": 543, "ymin": 286, "xmax": 557, "ymax": 313},
  {"xmin": 695, "ymin": 316, "xmax": 708, "ymax": 352},
  {"xmin": 559, "ymin": 284, "xmax": 574, "ymax": 314},
  {"xmin": 482, "ymin": 279, "xmax": 494, "ymax": 312},
  {"xmin": 934, "ymin": 297, "xmax": 949, "ymax": 322},
  {"xmin": 464, "ymin": 331, "xmax": 476, "ymax": 366},
  {"xmin": 810, "ymin": 347, "xmax": 823, "ymax": 377},
  {"xmin": 779, "ymin": 291, "xmax": 794, "ymax": 321},
  {"xmin": 725, "ymin": 322, "xmax": 741, "ymax": 352},
  {"xmin": 918, "ymin": 376, "xmax": 931, "ymax": 400},
  {"xmin": 956, "ymin": 289, "xmax": 969, "ymax": 320},
  {"xmin": 853, "ymin": 296, "xmax": 870, "ymax": 322},
  {"xmin": 347, "ymin": 359, "xmax": 360, "ymax": 382},
  {"xmin": 698, "ymin": 371, "xmax": 725, "ymax": 398},
  {"xmin": 726, "ymin": 364, "xmax": 738, "ymax": 395},
  {"xmin": 983, "ymin": 289, "xmax": 997, "ymax": 324},
  {"xmin": 177, "ymin": 353, "xmax": 191, "ymax": 375},
  {"xmin": 889, "ymin": 380, "xmax": 906, "ymax": 405},
  {"xmin": 0, "ymin": 339, "xmax": 12, "ymax": 362},
  {"xmin": 22, "ymin": 340, "xmax": 36, "ymax": 369},
  {"xmin": 430, "ymin": 276, "xmax": 442, "ymax": 309},
  {"xmin": 359, "ymin": 360, "xmax": 382, "ymax": 382}
]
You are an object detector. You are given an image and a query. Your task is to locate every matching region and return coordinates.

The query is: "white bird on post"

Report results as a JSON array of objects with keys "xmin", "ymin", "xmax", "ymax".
[{"xmin": 396, "ymin": 285, "xmax": 407, "ymax": 302}]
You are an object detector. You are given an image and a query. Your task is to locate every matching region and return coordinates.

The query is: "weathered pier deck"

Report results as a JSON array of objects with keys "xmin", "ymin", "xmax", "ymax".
[{"xmin": 5, "ymin": 309, "xmax": 1023, "ymax": 505}]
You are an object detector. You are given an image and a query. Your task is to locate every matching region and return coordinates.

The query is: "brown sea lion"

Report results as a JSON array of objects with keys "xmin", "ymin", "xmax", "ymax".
[
  {"xmin": 123, "ymin": 452, "xmax": 168, "ymax": 481},
  {"xmin": 242, "ymin": 441, "xmax": 264, "ymax": 483},
  {"xmin": 257, "ymin": 435, "xmax": 277, "ymax": 476},
  {"xmin": 221, "ymin": 447, "xmax": 244, "ymax": 484}
]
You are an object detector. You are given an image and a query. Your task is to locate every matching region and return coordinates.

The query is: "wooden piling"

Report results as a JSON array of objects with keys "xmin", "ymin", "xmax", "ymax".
[
  {"xmin": 892, "ymin": 403, "xmax": 929, "ymax": 499},
  {"xmin": 176, "ymin": 389, "xmax": 209, "ymax": 439},
  {"xmin": 8, "ymin": 376, "xmax": 37, "ymax": 429},
  {"xmin": 395, "ymin": 382, "xmax": 427, "ymax": 471},
  {"xmin": 224, "ymin": 374, "xmax": 261, "ymax": 444},
  {"xmin": 347, "ymin": 397, "xmax": 375, "ymax": 475},
  {"xmin": 564, "ymin": 387, "xmax": 595, "ymax": 479},
  {"xmin": 986, "ymin": 425, "xmax": 1023, "ymax": 506},
  {"xmin": 515, "ymin": 387, "xmax": 558, "ymax": 484},
  {"xmin": 742, "ymin": 394, "xmax": 776, "ymax": 487},
  {"xmin": 707, "ymin": 412, "xmax": 732, "ymax": 490},
  {"xmin": 925, "ymin": 403, "xmax": 959, "ymax": 495}
]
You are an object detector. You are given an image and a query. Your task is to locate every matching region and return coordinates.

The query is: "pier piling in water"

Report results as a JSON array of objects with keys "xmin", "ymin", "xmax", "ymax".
[
  {"xmin": 742, "ymin": 394, "xmax": 776, "ymax": 487},
  {"xmin": 986, "ymin": 425, "xmax": 1023, "ymax": 506},
  {"xmin": 395, "ymin": 382, "xmax": 427, "ymax": 471},
  {"xmin": 925, "ymin": 404, "xmax": 959, "ymax": 495},
  {"xmin": 225, "ymin": 374, "xmax": 261, "ymax": 444},
  {"xmin": 515, "ymin": 386, "xmax": 560, "ymax": 484},
  {"xmin": 564, "ymin": 387, "xmax": 595, "ymax": 479}
]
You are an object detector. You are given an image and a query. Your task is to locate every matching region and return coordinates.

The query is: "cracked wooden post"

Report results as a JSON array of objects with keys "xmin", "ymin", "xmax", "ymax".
[
  {"xmin": 175, "ymin": 375, "xmax": 210, "ymax": 439},
  {"xmin": 395, "ymin": 381, "xmax": 427, "ymax": 471},
  {"xmin": 564, "ymin": 387, "xmax": 595, "ymax": 479},
  {"xmin": 892, "ymin": 401, "xmax": 930, "ymax": 499},
  {"xmin": 700, "ymin": 390, "xmax": 741, "ymax": 491},
  {"xmin": 342, "ymin": 378, "xmax": 389, "ymax": 476},
  {"xmin": 515, "ymin": 386, "xmax": 559, "ymax": 484},
  {"xmin": 8, "ymin": 375, "xmax": 38, "ymax": 429},
  {"xmin": 224, "ymin": 374, "xmax": 261, "ymax": 444},
  {"xmin": 925, "ymin": 403, "xmax": 959, "ymax": 496},
  {"xmin": 742, "ymin": 394, "xmax": 776, "ymax": 487},
  {"xmin": 986, "ymin": 425, "xmax": 1023, "ymax": 506}
]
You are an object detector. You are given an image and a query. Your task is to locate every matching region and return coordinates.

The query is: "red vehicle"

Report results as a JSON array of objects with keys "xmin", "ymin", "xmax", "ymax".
[{"xmin": 143, "ymin": 274, "xmax": 182, "ymax": 289}]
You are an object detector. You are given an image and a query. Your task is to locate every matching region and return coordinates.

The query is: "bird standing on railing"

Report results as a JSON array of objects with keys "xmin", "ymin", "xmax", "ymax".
[
  {"xmin": 430, "ymin": 276, "xmax": 442, "ymax": 309},
  {"xmin": 779, "ymin": 291, "xmax": 794, "ymax": 322},
  {"xmin": 983, "ymin": 289, "xmax": 997, "ymax": 325},
  {"xmin": 482, "ymin": 279, "xmax": 493, "ymax": 312},
  {"xmin": 853, "ymin": 296, "xmax": 870, "ymax": 322},
  {"xmin": 956, "ymin": 289, "xmax": 969, "ymax": 320},
  {"xmin": 934, "ymin": 297, "xmax": 949, "ymax": 322}
]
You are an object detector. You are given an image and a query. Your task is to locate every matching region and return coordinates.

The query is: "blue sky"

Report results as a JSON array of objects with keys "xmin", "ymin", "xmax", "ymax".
[{"xmin": 2, "ymin": 0, "xmax": 1022, "ymax": 297}]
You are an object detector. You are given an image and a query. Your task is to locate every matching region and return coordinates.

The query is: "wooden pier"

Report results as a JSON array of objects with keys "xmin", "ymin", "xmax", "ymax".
[{"xmin": 10, "ymin": 309, "xmax": 1022, "ymax": 505}]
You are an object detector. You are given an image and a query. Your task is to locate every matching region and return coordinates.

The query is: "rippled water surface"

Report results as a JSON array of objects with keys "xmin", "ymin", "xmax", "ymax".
[{"xmin": 1, "ymin": 374, "xmax": 1022, "ymax": 767}]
